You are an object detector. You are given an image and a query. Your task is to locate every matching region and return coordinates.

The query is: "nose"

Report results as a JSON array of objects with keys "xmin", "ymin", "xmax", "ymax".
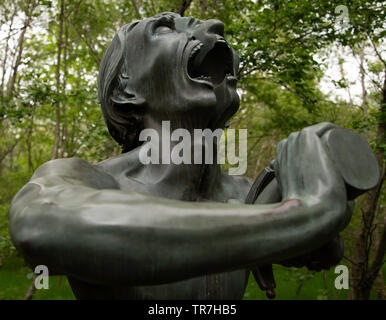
[
  {"xmin": 205, "ymin": 19, "xmax": 224, "ymax": 37},
  {"xmin": 189, "ymin": 18, "xmax": 226, "ymax": 47},
  {"xmin": 192, "ymin": 19, "xmax": 224, "ymax": 39}
]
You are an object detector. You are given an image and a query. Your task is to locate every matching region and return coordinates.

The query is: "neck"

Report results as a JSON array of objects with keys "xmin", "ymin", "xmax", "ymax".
[{"xmin": 126, "ymin": 111, "xmax": 224, "ymax": 201}]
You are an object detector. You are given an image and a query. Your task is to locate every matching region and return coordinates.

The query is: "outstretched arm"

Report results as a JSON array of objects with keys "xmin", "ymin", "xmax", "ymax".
[{"xmin": 9, "ymin": 124, "xmax": 349, "ymax": 286}]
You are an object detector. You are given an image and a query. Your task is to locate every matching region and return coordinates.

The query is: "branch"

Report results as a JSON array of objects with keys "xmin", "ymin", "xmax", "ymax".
[
  {"xmin": 130, "ymin": 0, "xmax": 142, "ymax": 19},
  {"xmin": 175, "ymin": 0, "xmax": 193, "ymax": 17},
  {"xmin": 343, "ymin": 255, "xmax": 360, "ymax": 266},
  {"xmin": 65, "ymin": 17, "xmax": 101, "ymax": 66},
  {"xmin": 24, "ymin": 277, "xmax": 36, "ymax": 300},
  {"xmin": 367, "ymin": 217, "xmax": 386, "ymax": 285},
  {"xmin": 5, "ymin": 0, "xmax": 38, "ymax": 97},
  {"xmin": 368, "ymin": 34, "xmax": 386, "ymax": 68},
  {"xmin": 0, "ymin": 139, "xmax": 20, "ymax": 166},
  {"xmin": 350, "ymin": 44, "xmax": 383, "ymax": 91}
]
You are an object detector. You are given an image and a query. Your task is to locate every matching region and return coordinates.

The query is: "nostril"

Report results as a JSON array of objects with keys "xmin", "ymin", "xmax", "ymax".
[
  {"xmin": 188, "ymin": 34, "xmax": 196, "ymax": 41},
  {"xmin": 207, "ymin": 19, "xmax": 224, "ymax": 37}
]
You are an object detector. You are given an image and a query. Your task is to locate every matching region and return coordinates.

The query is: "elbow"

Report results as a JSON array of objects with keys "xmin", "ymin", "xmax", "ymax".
[
  {"xmin": 9, "ymin": 203, "xmax": 55, "ymax": 271},
  {"xmin": 9, "ymin": 218, "xmax": 63, "ymax": 274},
  {"xmin": 9, "ymin": 213, "xmax": 42, "ymax": 266},
  {"xmin": 9, "ymin": 183, "xmax": 53, "ymax": 262},
  {"xmin": 9, "ymin": 200, "xmax": 67, "ymax": 275}
]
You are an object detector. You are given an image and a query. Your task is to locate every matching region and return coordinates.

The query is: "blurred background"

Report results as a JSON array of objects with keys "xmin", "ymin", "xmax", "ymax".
[{"xmin": 0, "ymin": 0, "xmax": 384, "ymax": 300}]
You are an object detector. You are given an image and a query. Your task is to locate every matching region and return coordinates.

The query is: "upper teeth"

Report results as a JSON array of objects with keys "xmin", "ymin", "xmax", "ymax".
[
  {"xmin": 216, "ymin": 36, "xmax": 230, "ymax": 47},
  {"xmin": 189, "ymin": 42, "xmax": 203, "ymax": 58}
]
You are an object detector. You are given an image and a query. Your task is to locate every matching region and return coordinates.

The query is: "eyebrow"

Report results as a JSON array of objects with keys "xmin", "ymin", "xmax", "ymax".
[
  {"xmin": 146, "ymin": 15, "xmax": 175, "ymax": 36},
  {"xmin": 154, "ymin": 14, "xmax": 175, "ymax": 25},
  {"xmin": 128, "ymin": 21, "xmax": 140, "ymax": 32},
  {"xmin": 188, "ymin": 17, "xmax": 195, "ymax": 26}
]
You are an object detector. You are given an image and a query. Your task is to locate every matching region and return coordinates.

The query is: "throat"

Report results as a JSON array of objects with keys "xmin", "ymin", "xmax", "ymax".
[
  {"xmin": 121, "ymin": 114, "xmax": 224, "ymax": 201},
  {"xmin": 125, "ymin": 145, "xmax": 222, "ymax": 201}
]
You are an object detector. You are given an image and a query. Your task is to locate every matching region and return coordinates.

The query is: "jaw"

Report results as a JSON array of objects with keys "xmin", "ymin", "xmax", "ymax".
[
  {"xmin": 178, "ymin": 38, "xmax": 240, "ymax": 129},
  {"xmin": 210, "ymin": 79, "xmax": 240, "ymax": 130}
]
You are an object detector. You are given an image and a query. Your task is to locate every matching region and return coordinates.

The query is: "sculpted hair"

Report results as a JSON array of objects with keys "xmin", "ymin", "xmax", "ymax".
[
  {"xmin": 98, "ymin": 20, "xmax": 144, "ymax": 153},
  {"xmin": 98, "ymin": 12, "xmax": 180, "ymax": 152}
]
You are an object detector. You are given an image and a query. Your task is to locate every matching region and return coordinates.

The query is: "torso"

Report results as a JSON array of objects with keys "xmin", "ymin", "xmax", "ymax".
[
  {"xmin": 67, "ymin": 150, "xmax": 253, "ymax": 300},
  {"xmin": 69, "ymin": 270, "xmax": 250, "ymax": 300}
]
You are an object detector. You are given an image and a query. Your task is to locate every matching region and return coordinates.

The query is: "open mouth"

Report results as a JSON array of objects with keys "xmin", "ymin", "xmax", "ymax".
[{"xmin": 187, "ymin": 39, "xmax": 235, "ymax": 87}]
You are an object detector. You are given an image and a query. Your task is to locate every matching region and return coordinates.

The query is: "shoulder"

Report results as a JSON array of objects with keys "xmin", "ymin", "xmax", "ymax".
[
  {"xmin": 32, "ymin": 157, "xmax": 94, "ymax": 178},
  {"xmin": 10, "ymin": 157, "xmax": 119, "ymax": 215},
  {"xmin": 31, "ymin": 157, "xmax": 119, "ymax": 189}
]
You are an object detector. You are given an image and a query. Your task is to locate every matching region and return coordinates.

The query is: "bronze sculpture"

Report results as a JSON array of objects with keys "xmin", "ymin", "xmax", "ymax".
[{"xmin": 9, "ymin": 12, "xmax": 379, "ymax": 299}]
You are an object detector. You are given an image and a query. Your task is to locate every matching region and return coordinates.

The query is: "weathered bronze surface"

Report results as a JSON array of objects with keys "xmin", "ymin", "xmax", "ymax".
[{"xmin": 9, "ymin": 12, "xmax": 379, "ymax": 299}]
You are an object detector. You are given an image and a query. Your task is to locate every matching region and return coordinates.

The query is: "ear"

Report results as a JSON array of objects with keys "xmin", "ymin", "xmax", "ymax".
[
  {"xmin": 110, "ymin": 73, "xmax": 146, "ymax": 106},
  {"xmin": 111, "ymin": 87, "xmax": 146, "ymax": 106}
]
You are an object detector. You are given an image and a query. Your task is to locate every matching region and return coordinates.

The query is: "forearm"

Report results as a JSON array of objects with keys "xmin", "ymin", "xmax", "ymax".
[{"xmin": 10, "ymin": 183, "xmax": 345, "ymax": 286}]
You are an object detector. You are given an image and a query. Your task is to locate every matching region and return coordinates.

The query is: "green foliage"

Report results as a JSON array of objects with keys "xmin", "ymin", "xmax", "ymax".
[{"xmin": 0, "ymin": 205, "xmax": 16, "ymax": 261}]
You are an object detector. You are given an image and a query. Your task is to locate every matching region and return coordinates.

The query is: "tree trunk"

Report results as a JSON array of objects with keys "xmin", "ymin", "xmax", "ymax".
[
  {"xmin": 130, "ymin": 0, "xmax": 141, "ymax": 18},
  {"xmin": 60, "ymin": 21, "xmax": 69, "ymax": 158},
  {"xmin": 349, "ymin": 70, "xmax": 386, "ymax": 300},
  {"xmin": 175, "ymin": 0, "xmax": 193, "ymax": 17},
  {"xmin": 200, "ymin": 0, "xmax": 207, "ymax": 17},
  {"xmin": 1, "ymin": 5, "xmax": 17, "ymax": 97},
  {"xmin": 372, "ymin": 224, "xmax": 386, "ymax": 299},
  {"xmin": 24, "ymin": 278, "xmax": 36, "ymax": 300},
  {"xmin": 51, "ymin": 0, "xmax": 64, "ymax": 160},
  {"xmin": 0, "ymin": 141, "xmax": 19, "ymax": 174},
  {"xmin": 6, "ymin": 0, "xmax": 37, "ymax": 97},
  {"xmin": 359, "ymin": 44, "xmax": 368, "ymax": 116},
  {"xmin": 26, "ymin": 104, "xmax": 35, "ymax": 172}
]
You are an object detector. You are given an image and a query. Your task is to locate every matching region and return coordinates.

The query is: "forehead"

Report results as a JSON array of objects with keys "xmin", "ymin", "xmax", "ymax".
[{"xmin": 130, "ymin": 12, "xmax": 204, "ymax": 36}]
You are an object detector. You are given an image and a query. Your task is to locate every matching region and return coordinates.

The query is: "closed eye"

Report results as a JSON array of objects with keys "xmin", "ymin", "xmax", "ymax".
[{"xmin": 155, "ymin": 25, "xmax": 174, "ymax": 35}]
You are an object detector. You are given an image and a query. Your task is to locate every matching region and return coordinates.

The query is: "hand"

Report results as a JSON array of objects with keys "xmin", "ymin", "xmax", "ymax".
[
  {"xmin": 273, "ymin": 122, "xmax": 347, "ymax": 209},
  {"xmin": 272, "ymin": 122, "xmax": 373, "ymax": 270}
]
